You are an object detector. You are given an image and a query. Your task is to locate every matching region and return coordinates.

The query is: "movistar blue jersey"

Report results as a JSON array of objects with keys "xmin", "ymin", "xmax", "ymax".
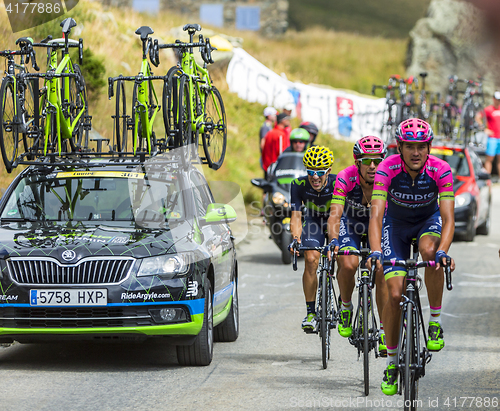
[{"xmin": 290, "ymin": 175, "xmax": 336, "ymax": 217}]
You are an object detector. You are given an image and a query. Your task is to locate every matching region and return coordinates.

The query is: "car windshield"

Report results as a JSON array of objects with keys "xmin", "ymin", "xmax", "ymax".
[
  {"xmin": 430, "ymin": 148, "xmax": 470, "ymax": 177},
  {"xmin": 0, "ymin": 170, "xmax": 184, "ymax": 223},
  {"xmin": 274, "ymin": 152, "xmax": 307, "ymax": 180}
]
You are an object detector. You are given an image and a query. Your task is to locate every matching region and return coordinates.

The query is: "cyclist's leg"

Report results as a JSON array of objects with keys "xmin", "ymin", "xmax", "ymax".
[
  {"xmin": 380, "ymin": 216, "xmax": 413, "ymax": 395},
  {"xmin": 300, "ymin": 216, "xmax": 322, "ymax": 332},
  {"xmin": 336, "ymin": 216, "xmax": 360, "ymax": 338},
  {"xmin": 417, "ymin": 211, "xmax": 445, "ymax": 351}
]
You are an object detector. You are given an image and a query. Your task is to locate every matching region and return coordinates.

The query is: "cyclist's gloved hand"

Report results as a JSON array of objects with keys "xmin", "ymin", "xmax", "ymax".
[
  {"xmin": 288, "ymin": 238, "xmax": 299, "ymax": 253},
  {"xmin": 435, "ymin": 250, "xmax": 451, "ymax": 266},
  {"xmin": 368, "ymin": 251, "xmax": 383, "ymax": 264},
  {"xmin": 323, "ymin": 238, "xmax": 339, "ymax": 256}
]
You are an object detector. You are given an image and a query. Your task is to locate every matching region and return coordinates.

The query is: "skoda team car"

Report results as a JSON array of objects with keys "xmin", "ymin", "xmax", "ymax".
[{"xmin": 0, "ymin": 157, "xmax": 239, "ymax": 366}]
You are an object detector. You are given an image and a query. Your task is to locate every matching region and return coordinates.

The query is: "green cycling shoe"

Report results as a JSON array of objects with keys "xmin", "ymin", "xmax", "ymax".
[
  {"xmin": 427, "ymin": 321, "xmax": 445, "ymax": 351},
  {"xmin": 338, "ymin": 308, "xmax": 353, "ymax": 338},
  {"xmin": 381, "ymin": 363, "xmax": 398, "ymax": 395}
]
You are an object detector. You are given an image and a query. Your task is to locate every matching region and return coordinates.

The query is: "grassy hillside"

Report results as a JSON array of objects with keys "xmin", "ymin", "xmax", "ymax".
[
  {"xmin": 0, "ymin": 0, "xmax": 408, "ymax": 207},
  {"xmin": 289, "ymin": 0, "xmax": 431, "ymax": 39}
]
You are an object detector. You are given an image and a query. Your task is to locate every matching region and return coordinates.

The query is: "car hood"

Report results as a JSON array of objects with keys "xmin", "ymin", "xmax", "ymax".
[{"xmin": 0, "ymin": 221, "xmax": 196, "ymax": 262}]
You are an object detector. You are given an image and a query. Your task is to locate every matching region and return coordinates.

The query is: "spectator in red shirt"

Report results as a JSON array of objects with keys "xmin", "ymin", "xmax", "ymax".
[
  {"xmin": 262, "ymin": 113, "xmax": 291, "ymax": 173},
  {"xmin": 483, "ymin": 91, "xmax": 500, "ymax": 175}
]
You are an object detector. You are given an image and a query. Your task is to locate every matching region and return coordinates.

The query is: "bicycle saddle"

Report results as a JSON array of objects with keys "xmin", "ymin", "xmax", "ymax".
[
  {"xmin": 135, "ymin": 26, "xmax": 154, "ymax": 40},
  {"xmin": 60, "ymin": 18, "xmax": 77, "ymax": 34},
  {"xmin": 183, "ymin": 23, "xmax": 201, "ymax": 32}
]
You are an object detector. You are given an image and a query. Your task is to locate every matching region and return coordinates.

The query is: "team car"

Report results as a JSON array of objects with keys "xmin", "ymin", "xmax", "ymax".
[{"xmin": 0, "ymin": 155, "xmax": 239, "ymax": 366}]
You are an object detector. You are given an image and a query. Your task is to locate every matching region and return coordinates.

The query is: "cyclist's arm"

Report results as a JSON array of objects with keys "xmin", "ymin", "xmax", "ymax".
[
  {"xmin": 291, "ymin": 210, "xmax": 302, "ymax": 242},
  {"xmin": 437, "ymin": 199, "xmax": 455, "ymax": 270},
  {"xmin": 327, "ymin": 202, "xmax": 343, "ymax": 242},
  {"xmin": 367, "ymin": 198, "xmax": 386, "ymax": 269}
]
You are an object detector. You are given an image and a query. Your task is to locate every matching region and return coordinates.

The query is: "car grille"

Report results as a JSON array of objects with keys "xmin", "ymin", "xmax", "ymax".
[
  {"xmin": 0, "ymin": 306, "xmax": 190, "ymax": 328},
  {"xmin": 6, "ymin": 257, "xmax": 134, "ymax": 285}
]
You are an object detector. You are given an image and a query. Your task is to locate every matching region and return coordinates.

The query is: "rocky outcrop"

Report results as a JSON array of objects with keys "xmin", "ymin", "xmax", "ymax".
[{"xmin": 406, "ymin": 0, "xmax": 499, "ymax": 95}]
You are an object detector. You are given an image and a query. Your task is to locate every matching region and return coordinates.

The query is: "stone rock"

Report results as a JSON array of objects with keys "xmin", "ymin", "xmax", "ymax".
[{"xmin": 407, "ymin": 0, "xmax": 498, "ymax": 95}]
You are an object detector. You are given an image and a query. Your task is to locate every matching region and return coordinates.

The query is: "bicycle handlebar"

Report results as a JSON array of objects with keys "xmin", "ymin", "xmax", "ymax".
[{"xmin": 387, "ymin": 258, "xmax": 453, "ymax": 290}]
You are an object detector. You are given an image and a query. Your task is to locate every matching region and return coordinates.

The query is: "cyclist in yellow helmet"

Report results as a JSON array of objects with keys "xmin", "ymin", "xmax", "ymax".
[{"xmin": 289, "ymin": 146, "xmax": 336, "ymax": 332}]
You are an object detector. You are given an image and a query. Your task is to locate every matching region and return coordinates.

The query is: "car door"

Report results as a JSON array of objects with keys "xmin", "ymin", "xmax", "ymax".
[
  {"xmin": 190, "ymin": 171, "xmax": 232, "ymax": 316},
  {"xmin": 469, "ymin": 150, "xmax": 490, "ymax": 224}
]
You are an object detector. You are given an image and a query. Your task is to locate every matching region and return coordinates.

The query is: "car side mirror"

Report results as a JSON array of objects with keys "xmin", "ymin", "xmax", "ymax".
[
  {"xmin": 477, "ymin": 171, "xmax": 491, "ymax": 180},
  {"xmin": 199, "ymin": 203, "xmax": 237, "ymax": 226}
]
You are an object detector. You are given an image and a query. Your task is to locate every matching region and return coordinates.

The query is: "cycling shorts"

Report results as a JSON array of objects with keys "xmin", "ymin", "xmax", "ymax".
[
  {"xmin": 382, "ymin": 210, "xmax": 442, "ymax": 280},
  {"xmin": 338, "ymin": 215, "xmax": 369, "ymax": 251},
  {"xmin": 301, "ymin": 215, "xmax": 328, "ymax": 248}
]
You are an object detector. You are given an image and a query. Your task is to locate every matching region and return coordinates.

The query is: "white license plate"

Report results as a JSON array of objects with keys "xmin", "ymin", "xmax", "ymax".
[{"xmin": 30, "ymin": 289, "xmax": 107, "ymax": 306}]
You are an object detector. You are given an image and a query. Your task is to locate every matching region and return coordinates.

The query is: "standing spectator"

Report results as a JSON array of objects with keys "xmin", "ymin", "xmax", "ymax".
[
  {"xmin": 262, "ymin": 113, "xmax": 291, "ymax": 172},
  {"xmin": 259, "ymin": 107, "xmax": 277, "ymax": 153},
  {"xmin": 282, "ymin": 102, "xmax": 295, "ymax": 138},
  {"xmin": 299, "ymin": 121, "xmax": 319, "ymax": 146},
  {"xmin": 483, "ymin": 91, "xmax": 500, "ymax": 175}
]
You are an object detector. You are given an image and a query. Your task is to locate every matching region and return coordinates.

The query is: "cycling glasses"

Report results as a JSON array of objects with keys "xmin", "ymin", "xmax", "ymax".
[
  {"xmin": 307, "ymin": 169, "xmax": 329, "ymax": 177},
  {"xmin": 358, "ymin": 158, "xmax": 384, "ymax": 166},
  {"xmin": 404, "ymin": 131, "xmax": 427, "ymax": 140}
]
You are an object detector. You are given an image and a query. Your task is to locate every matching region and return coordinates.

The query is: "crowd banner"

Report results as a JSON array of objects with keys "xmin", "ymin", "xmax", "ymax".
[{"xmin": 226, "ymin": 47, "xmax": 388, "ymax": 142}]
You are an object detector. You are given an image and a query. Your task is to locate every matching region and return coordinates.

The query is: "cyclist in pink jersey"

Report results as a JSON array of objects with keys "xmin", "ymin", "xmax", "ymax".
[
  {"xmin": 325, "ymin": 136, "xmax": 388, "ymax": 356},
  {"xmin": 367, "ymin": 118, "xmax": 456, "ymax": 396}
]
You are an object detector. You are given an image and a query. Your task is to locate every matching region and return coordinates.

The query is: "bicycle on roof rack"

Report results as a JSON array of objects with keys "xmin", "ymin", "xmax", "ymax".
[
  {"xmin": 0, "ymin": 36, "xmax": 40, "ymax": 173},
  {"xmin": 108, "ymin": 26, "xmax": 167, "ymax": 157},
  {"xmin": 152, "ymin": 23, "xmax": 227, "ymax": 170},
  {"xmin": 372, "ymin": 75, "xmax": 399, "ymax": 143},
  {"xmin": 20, "ymin": 18, "xmax": 91, "ymax": 159}
]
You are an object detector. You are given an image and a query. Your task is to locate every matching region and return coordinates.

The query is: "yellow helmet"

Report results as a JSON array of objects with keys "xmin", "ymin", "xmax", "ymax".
[{"xmin": 303, "ymin": 146, "xmax": 334, "ymax": 169}]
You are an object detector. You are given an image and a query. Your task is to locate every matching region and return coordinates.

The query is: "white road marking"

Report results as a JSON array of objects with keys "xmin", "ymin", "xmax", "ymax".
[
  {"xmin": 462, "ymin": 273, "xmax": 500, "ymax": 278},
  {"xmin": 458, "ymin": 281, "xmax": 500, "ymax": 287},
  {"xmin": 262, "ymin": 282, "xmax": 295, "ymax": 288}
]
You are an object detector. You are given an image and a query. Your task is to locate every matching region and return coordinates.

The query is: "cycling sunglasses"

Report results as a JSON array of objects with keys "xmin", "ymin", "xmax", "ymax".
[
  {"xmin": 306, "ymin": 169, "xmax": 329, "ymax": 177},
  {"xmin": 358, "ymin": 158, "xmax": 384, "ymax": 166},
  {"xmin": 404, "ymin": 131, "xmax": 427, "ymax": 140}
]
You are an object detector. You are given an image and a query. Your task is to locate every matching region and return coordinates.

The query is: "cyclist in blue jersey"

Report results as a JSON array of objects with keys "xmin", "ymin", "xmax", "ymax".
[
  {"xmin": 289, "ymin": 146, "xmax": 336, "ymax": 332},
  {"xmin": 367, "ymin": 118, "xmax": 456, "ymax": 396},
  {"xmin": 325, "ymin": 135, "xmax": 388, "ymax": 355}
]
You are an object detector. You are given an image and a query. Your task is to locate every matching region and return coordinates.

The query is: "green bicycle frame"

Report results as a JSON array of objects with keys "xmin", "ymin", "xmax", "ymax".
[
  {"xmin": 133, "ymin": 58, "xmax": 161, "ymax": 155},
  {"xmin": 181, "ymin": 53, "xmax": 222, "ymax": 135},
  {"xmin": 43, "ymin": 47, "xmax": 86, "ymax": 155}
]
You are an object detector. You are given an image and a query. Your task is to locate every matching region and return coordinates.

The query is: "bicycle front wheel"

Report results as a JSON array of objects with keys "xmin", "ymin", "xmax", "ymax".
[
  {"xmin": 202, "ymin": 87, "xmax": 226, "ymax": 170},
  {"xmin": 320, "ymin": 271, "xmax": 331, "ymax": 369},
  {"xmin": 403, "ymin": 302, "xmax": 419, "ymax": 411},
  {"xmin": 362, "ymin": 283, "xmax": 370, "ymax": 396},
  {"xmin": 66, "ymin": 64, "xmax": 88, "ymax": 151},
  {"xmin": 0, "ymin": 77, "xmax": 19, "ymax": 173},
  {"xmin": 115, "ymin": 79, "xmax": 128, "ymax": 153}
]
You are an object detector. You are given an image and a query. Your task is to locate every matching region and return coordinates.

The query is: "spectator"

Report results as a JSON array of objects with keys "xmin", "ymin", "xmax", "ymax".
[
  {"xmin": 259, "ymin": 106, "xmax": 277, "ymax": 153},
  {"xmin": 262, "ymin": 113, "xmax": 291, "ymax": 172},
  {"xmin": 483, "ymin": 91, "xmax": 500, "ymax": 175},
  {"xmin": 282, "ymin": 102, "xmax": 295, "ymax": 138}
]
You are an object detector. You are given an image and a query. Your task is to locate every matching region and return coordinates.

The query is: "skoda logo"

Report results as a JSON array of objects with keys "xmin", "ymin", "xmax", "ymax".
[{"xmin": 61, "ymin": 250, "xmax": 77, "ymax": 262}]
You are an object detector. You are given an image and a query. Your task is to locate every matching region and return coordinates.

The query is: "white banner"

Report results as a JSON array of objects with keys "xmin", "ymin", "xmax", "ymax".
[{"xmin": 226, "ymin": 47, "xmax": 388, "ymax": 142}]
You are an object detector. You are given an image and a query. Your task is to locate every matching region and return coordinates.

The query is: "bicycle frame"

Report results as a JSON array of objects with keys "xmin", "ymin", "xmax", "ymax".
[{"xmin": 42, "ymin": 41, "xmax": 86, "ymax": 154}]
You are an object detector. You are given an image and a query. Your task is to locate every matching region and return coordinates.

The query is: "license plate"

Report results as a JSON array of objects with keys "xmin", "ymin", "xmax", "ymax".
[{"xmin": 30, "ymin": 289, "xmax": 107, "ymax": 306}]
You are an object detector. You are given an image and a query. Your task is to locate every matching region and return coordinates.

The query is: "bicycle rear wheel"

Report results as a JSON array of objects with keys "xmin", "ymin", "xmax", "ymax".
[
  {"xmin": 65, "ymin": 64, "xmax": 88, "ymax": 151},
  {"xmin": 362, "ymin": 283, "xmax": 370, "ymax": 396},
  {"xmin": 0, "ymin": 77, "xmax": 19, "ymax": 173},
  {"xmin": 202, "ymin": 86, "xmax": 226, "ymax": 170},
  {"xmin": 115, "ymin": 79, "xmax": 128, "ymax": 153},
  {"xmin": 21, "ymin": 78, "xmax": 37, "ymax": 157}
]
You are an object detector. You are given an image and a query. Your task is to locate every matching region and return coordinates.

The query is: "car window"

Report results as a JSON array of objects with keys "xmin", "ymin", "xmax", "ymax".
[
  {"xmin": 190, "ymin": 172, "xmax": 213, "ymax": 217},
  {"xmin": 468, "ymin": 150, "xmax": 483, "ymax": 177},
  {"xmin": 430, "ymin": 148, "xmax": 469, "ymax": 177}
]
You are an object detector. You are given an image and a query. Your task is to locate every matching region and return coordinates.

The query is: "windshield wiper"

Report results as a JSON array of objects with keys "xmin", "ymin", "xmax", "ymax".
[{"xmin": 0, "ymin": 217, "xmax": 38, "ymax": 223}]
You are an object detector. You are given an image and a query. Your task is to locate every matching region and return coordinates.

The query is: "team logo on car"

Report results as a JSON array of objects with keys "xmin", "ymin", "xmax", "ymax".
[{"xmin": 61, "ymin": 250, "xmax": 77, "ymax": 262}]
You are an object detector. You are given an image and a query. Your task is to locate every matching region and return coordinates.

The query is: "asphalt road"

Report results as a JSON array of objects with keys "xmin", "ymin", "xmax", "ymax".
[{"xmin": 1, "ymin": 187, "xmax": 500, "ymax": 411}]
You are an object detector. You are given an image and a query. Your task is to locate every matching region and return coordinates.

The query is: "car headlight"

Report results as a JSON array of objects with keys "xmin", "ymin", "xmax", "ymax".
[
  {"xmin": 454, "ymin": 192, "xmax": 471, "ymax": 208},
  {"xmin": 272, "ymin": 191, "xmax": 286, "ymax": 205},
  {"xmin": 137, "ymin": 253, "xmax": 192, "ymax": 278}
]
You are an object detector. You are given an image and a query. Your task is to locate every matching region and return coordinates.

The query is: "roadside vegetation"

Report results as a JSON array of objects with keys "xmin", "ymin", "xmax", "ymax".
[{"xmin": 0, "ymin": 0, "xmax": 408, "ymax": 205}]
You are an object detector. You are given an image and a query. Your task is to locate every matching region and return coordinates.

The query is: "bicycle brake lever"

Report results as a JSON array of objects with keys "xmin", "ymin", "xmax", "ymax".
[{"xmin": 107, "ymin": 78, "xmax": 114, "ymax": 99}]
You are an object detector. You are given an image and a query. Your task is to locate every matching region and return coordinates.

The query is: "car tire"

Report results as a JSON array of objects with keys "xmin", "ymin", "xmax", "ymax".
[
  {"xmin": 476, "ymin": 202, "xmax": 491, "ymax": 236},
  {"xmin": 177, "ymin": 278, "xmax": 213, "ymax": 366},
  {"xmin": 462, "ymin": 205, "xmax": 476, "ymax": 242},
  {"xmin": 214, "ymin": 276, "xmax": 239, "ymax": 342},
  {"xmin": 281, "ymin": 229, "xmax": 292, "ymax": 264}
]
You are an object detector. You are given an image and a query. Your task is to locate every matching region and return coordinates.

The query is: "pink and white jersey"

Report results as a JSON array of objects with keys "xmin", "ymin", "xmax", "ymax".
[
  {"xmin": 372, "ymin": 154, "xmax": 454, "ymax": 223},
  {"xmin": 332, "ymin": 165, "xmax": 370, "ymax": 223}
]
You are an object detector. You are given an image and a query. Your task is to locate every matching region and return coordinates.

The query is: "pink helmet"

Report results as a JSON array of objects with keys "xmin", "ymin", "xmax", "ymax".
[
  {"xmin": 395, "ymin": 118, "xmax": 434, "ymax": 143},
  {"xmin": 353, "ymin": 136, "xmax": 387, "ymax": 159}
]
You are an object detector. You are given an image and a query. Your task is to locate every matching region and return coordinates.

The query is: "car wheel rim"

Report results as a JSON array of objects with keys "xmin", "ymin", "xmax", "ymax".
[{"xmin": 233, "ymin": 280, "xmax": 238, "ymax": 332}]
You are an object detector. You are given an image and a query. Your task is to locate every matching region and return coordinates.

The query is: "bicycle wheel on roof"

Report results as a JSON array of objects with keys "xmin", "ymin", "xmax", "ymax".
[
  {"xmin": 114, "ymin": 79, "xmax": 128, "ymax": 153},
  {"xmin": 0, "ymin": 77, "xmax": 19, "ymax": 172},
  {"xmin": 202, "ymin": 86, "xmax": 226, "ymax": 170}
]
